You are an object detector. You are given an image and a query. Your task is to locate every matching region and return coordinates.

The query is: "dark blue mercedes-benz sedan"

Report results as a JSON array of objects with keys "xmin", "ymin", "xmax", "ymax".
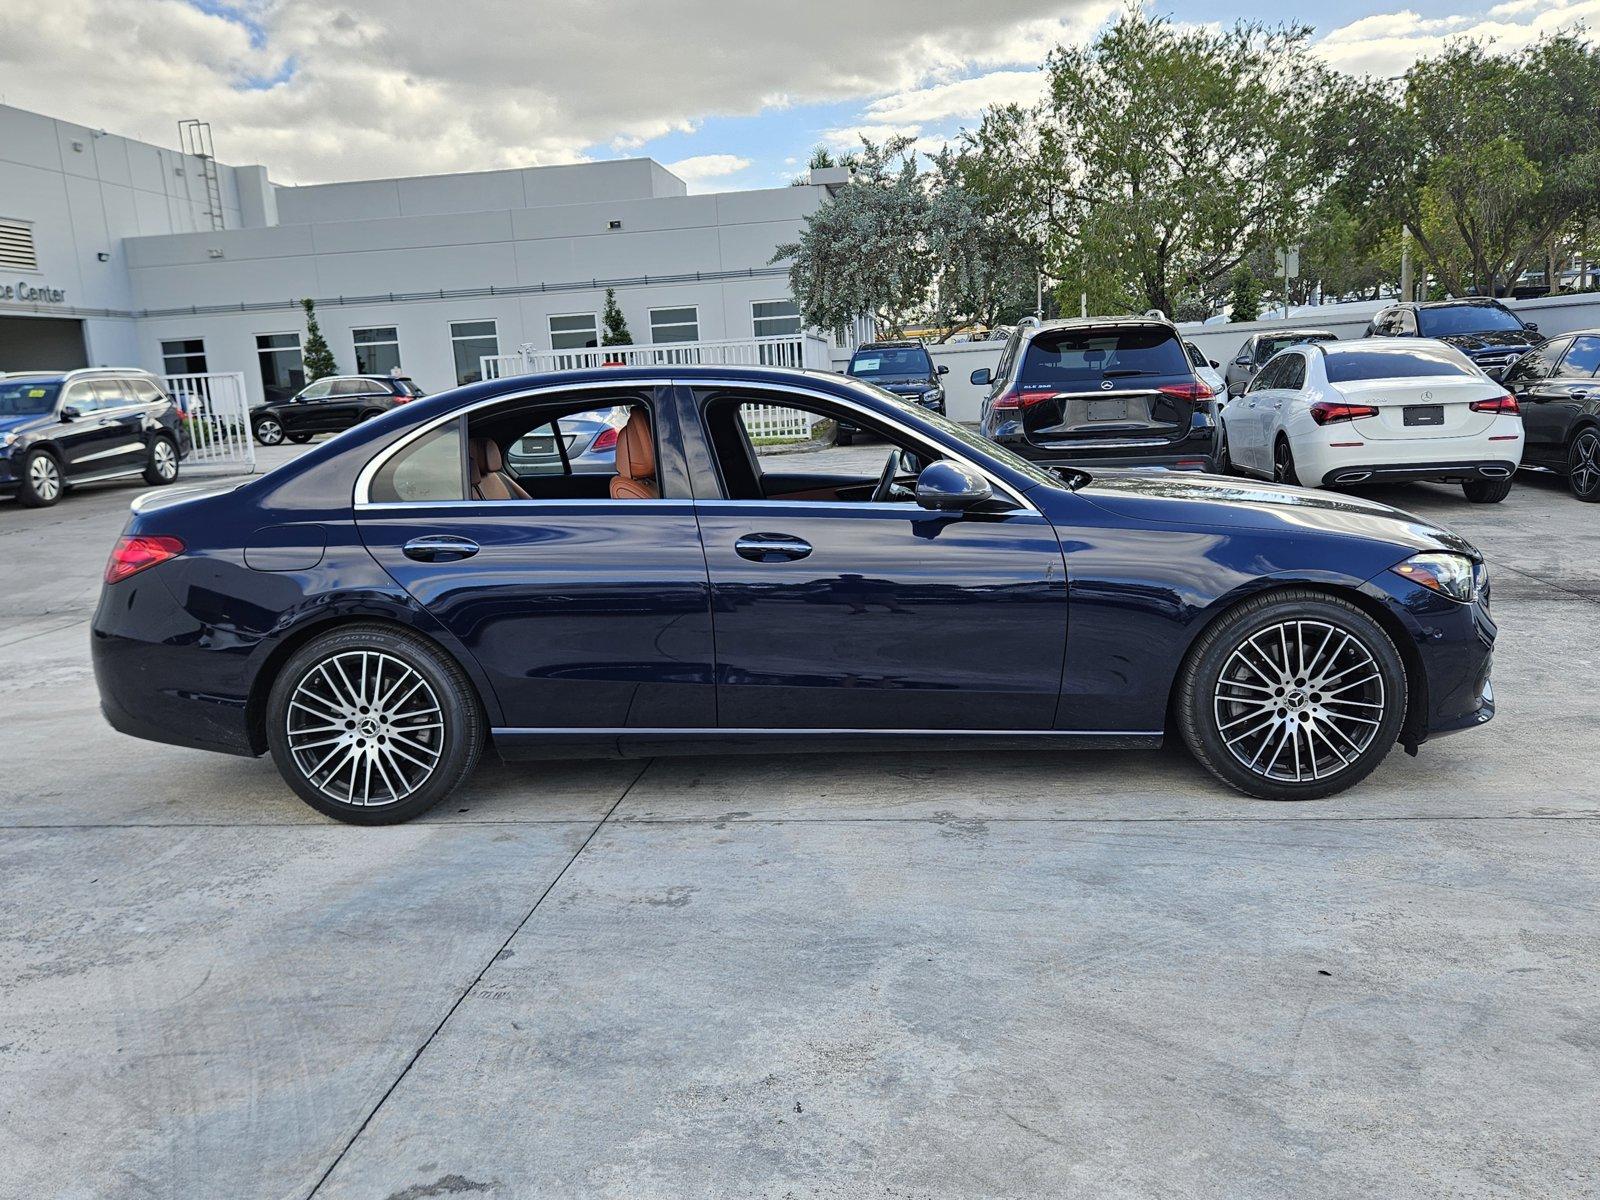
[{"xmin": 91, "ymin": 365, "xmax": 1497, "ymax": 823}]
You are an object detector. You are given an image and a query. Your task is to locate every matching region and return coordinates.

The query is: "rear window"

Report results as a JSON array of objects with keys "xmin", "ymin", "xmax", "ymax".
[
  {"xmin": 1256, "ymin": 333, "xmax": 1335, "ymax": 363},
  {"xmin": 1020, "ymin": 326, "xmax": 1188, "ymax": 387},
  {"xmin": 848, "ymin": 347, "xmax": 932, "ymax": 377},
  {"xmin": 1324, "ymin": 346, "xmax": 1477, "ymax": 383}
]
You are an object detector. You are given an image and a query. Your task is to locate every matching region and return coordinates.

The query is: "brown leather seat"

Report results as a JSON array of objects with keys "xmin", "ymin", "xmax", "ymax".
[
  {"xmin": 469, "ymin": 438, "xmax": 531, "ymax": 501},
  {"xmin": 610, "ymin": 410, "xmax": 659, "ymax": 500}
]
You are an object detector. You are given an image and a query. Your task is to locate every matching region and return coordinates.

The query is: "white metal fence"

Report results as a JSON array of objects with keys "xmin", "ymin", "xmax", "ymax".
[{"xmin": 163, "ymin": 372, "xmax": 256, "ymax": 473}]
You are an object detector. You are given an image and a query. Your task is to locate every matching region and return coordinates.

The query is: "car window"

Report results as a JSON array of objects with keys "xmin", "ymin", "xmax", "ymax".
[
  {"xmin": 1020, "ymin": 326, "xmax": 1188, "ymax": 389},
  {"xmin": 299, "ymin": 379, "xmax": 335, "ymax": 401},
  {"xmin": 1556, "ymin": 336, "xmax": 1600, "ymax": 378},
  {"xmin": 1281, "ymin": 354, "xmax": 1306, "ymax": 390},
  {"xmin": 993, "ymin": 331, "xmax": 1021, "ymax": 387},
  {"xmin": 91, "ymin": 379, "xmax": 130, "ymax": 407},
  {"xmin": 1249, "ymin": 359, "xmax": 1280, "ymax": 391},
  {"xmin": 63, "ymin": 382, "xmax": 100, "ymax": 414},
  {"xmin": 0, "ymin": 380, "xmax": 61, "ymax": 416},
  {"xmin": 1505, "ymin": 339, "xmax": 1566, "ymax": 382},
  {"xmin": 848, "ymin": 347, "xmax": 932, "ymax": 378},
  {"xmin": 126, "ymin": 378, "xmax": 165, "ymax": 403},
  {"xmin": 1185, "ymin": 342, "xmax": 1205, "ymax": 368},
  {"xmin": 1416, "ymin": 304, "xmax": 1524, "ymax": 336},
  {"xmin": 1323, "ymin": 346, "xmax": 1478, "ymax": 383},
  {"xmin": 505, "ymin": 407, "xmax": 625, "ymax": 479},
  {"xmin": 1397, "ymin": 309, "xmax": 1418, "ymax": 335},
  {"xmin": 368, "ymin": 419, "xmax": 465, "ymax": 503}
]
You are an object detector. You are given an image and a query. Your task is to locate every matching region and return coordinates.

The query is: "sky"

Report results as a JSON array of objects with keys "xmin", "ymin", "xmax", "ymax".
[{"xmin": 0, "ymin": 0, "xmax": 1596, "ymax": 192}]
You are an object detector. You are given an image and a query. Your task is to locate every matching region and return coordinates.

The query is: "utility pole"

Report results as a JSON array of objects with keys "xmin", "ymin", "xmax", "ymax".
[{"xmin": 1400, "ymin": 225, "xmax": 1413, "ymax": 302}]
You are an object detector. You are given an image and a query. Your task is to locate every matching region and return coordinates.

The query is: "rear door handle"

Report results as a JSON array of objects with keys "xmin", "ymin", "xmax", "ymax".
[
  {"xmin": 403, "ymin": 535, "xmax": 479, "ymax": 562},
  {"xmin": 735, "ymin": 533, "xmax": 812, "ymax": 563}
]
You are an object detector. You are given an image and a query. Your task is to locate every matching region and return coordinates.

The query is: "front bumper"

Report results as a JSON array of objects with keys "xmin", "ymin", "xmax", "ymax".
[{"xmin": 841, "ymin": 393, "xmax": 945, "ymax": 432}]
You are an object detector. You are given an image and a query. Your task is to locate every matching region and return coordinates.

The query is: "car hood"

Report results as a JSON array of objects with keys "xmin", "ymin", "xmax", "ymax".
[
  {"xmin": 860, "ymin": 375, "xmax": 935, "ymax": 390},
  {"xmin": 1434, "ymin": 329, "xmax": 1537, "ymax": 353},
  {"xmin": 0, "ymin": 412, "xmax": 52, "ymax": 437},
  {"xmin": 1072, "ymin": 470, "xmax": 1480, "ymax": 559}
]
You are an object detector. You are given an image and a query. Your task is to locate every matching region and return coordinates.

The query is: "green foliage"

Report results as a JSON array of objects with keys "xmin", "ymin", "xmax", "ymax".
[
  {"xmin": 300, "ymin": 299, "xmax": 338, "ymax": 380},
  {"xmin": 1228, "ymin": 267, "xmax": 1262, "ymax": 322},
  {"xmin": 601, "ymin": 288, "xmax": 632, "ymax": 346}
]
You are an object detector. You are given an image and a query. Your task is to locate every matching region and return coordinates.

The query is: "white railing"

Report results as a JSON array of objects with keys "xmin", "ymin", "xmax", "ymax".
[
  {"xmin": 482, "ymin": 333, "xmax": 834, "ymax": 381},
  {"xmin": 163, "ymin": 372, "xmax": 256, "ymax": 472}
]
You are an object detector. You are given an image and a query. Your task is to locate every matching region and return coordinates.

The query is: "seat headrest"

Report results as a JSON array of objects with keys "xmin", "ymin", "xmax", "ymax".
[
  {"xmin": 615, "ymin": 410, "xmax": 655, "ymax": 480},
  {"xmin": 469, "ymin": 437, "xmax": 503, "ymax": 478}
]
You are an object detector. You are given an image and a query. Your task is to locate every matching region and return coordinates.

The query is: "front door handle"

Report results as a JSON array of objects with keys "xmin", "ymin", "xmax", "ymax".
[
  {"xmin": 735, "ymin": 533, "xmax": 812, "ymax": 563},
  {"xmin": 403, "ymin": 535, "xmax": 479, "ymax": 562}
]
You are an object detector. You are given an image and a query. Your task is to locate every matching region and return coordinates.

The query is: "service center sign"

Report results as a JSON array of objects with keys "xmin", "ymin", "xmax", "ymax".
[{"xmin": 1, "ymin": 280, "xmax": 67, "ymax": 303}]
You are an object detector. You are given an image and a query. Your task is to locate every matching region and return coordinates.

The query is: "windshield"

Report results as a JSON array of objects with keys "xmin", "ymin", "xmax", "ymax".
[
  {"xmin": 0, "ymin": 379, "xmax": 61, "ymax": 416},
  {"xmin": 1417, "ymin": 304, "xmax": 1525, "ymax": 336},
  {"xmin": 848, "ymin": 347, "xmax": 932, "ymax": 378},
  {"xmin": 1021, "ymin": 326, "xmax": 1188, "ymax": 386},
  {"xmin": 1257, "ymin": 333, "xmax": 1335, "ymax": 363},
  {"xmin": 1324, "ymin": 346, "xmax": 1477, "ymax": 383}
]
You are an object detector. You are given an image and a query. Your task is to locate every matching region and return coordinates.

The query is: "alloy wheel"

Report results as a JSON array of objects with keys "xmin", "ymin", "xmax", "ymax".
[
  {"xmin": 1273, "ymin": 441, "xmax": 1296, "ymax": 485},
  {"xmin": 256, "ymin": 419, "xmax": 284, "ymax": 446},
  {"xmin": 1571, "ymin": 431, "xmax": 1600, "ymax": 499},
  {"xmin": 285, "ymin": 650, "xmax": 445, "ymax": 807},
  {"xmin": 153, "ymin": 439, "xmax": 178, "ymax": 480},
  {"xmin": 1212, "ymin": 619, "xmax": 1385, "ymax": 784},
  {"xmin": 30, "ymin": 454, "xmax": 61, "ymax": 503}
]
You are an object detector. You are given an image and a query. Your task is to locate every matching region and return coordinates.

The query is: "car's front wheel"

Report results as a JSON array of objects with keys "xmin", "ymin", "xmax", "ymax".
[
  {"xmin": 254, "ymin": 417, "xmax": 285, "ymax": 446},
  {"xmin": 265, "ymin": 624, "xmax": 485, "ymax": 824},
  {"xmin": 17, "ymin": 448, "xmax": 63, "ymax": 507},
  {"xmin": 1567, "ymin": 428, "xmax": 1600, "ymax": 502},
  {"xmin": 143, "ymin": 435, "xmax": 180, "ymax": 486},
  {"xmin": 1177, "ymin": 590, "xmax": 1407, "ymax": 801}
]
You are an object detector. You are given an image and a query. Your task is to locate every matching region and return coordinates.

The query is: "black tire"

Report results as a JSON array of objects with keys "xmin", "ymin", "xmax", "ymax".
[
  {"xmin": 265, "ymin": 624, "xmax": 485, "ymax": 824},
  {"xmin": 1567, "ymin": 428, "xmax": 1600, "ymax": 502},
  {"xmin": 254, "ymin": 417, "xmax": 286, "ymax": 446},
  {"xmin": 836, "ymin": 428, "xmax": 854, "ymax": 446},
  {"xmin": 1177, "ymin": 589, "xmax": 1407, "ymax": 801},
  {"xmin": 1273, "ymin": 438, "xmax": 1299, "ymax": 486},
  {"xmin": 16, "ymin": 448, "xmax": 63, "ymax": 507},
  {"xmin": 143, "ymin": 435, "xmax": 180, "ymax": 486},
  {"xmin": 287, "ymin": 432, "xmax": 313, "ymax": 444},
  {"xmin": 1214, "ymin": 433, "xmax": 1233, "ymax": 476},
  {"xmin": 1462, "ymin": 476, "xmax": 1513, "ymax": 504}
]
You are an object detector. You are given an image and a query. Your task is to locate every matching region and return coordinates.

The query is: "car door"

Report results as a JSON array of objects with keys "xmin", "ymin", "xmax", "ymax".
[
  {"xmin": 1515, "ymin": 336, "xmax": 1599, "ymax": 463},
  {"xmin": 324, "ymin": 378, "xmax": 379, "ymax": 429},
  {"xmin": 283, "ymin": 378, "xmax": 334, "ymax": 433},
  {"xmin": 1225, "ymin": 339, "xmax": 1254, "ymax": 397},
  {"xmin": 53, "ymin": 381, "xmax": 134, "ymax": 477},
  {"xmin": 352, "ymin": 385, "xmax": 717, "ymax": 738},
  {"xmin": 686, "ymin": 384, "xmax": 1068, "ymax": 731},
  {"xmin": 91, "ymin": 378, "xmax": 153, "ymax": 472},
  {"xmin": 1260, "ymin": 353, "xmax": 1307, "ymax": 457},
  {"xmin": 1234, "ymin": 358, "xmax": 1280, "ymax": 474}
]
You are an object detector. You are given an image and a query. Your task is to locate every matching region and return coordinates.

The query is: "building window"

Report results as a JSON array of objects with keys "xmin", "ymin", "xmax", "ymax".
[
  {"xmin": 161, "ymin": 338, "xmax": 208, "ymax": 376},
  {"xmin": 256, "ymin": 332, "xmax": 304, "ymax": 403},
  {"xmin": 752, "ymin": 299, "xmax": 801, "ymax": 339},
  {"xmin": 450, "ymin": 319, "xmax": 499, "ymax": 386},
  {"xmin": 650, "ymin": 306, "xmax": 699, "ymax": 345},
  {"xmin": 352, "ymin": 326, "xmax": 401, "ymax": 376},
  {"xmin": 549, "ymin": 312, "xmax": 599, "ymax": 350}
]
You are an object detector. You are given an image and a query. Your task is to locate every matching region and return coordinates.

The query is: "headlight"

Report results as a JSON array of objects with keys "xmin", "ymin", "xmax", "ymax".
[
  {"xmin": 925, "ymin": 387, "xmax": 944, "ymax": 403},
  {"xmin": 0, "ymin": 432, "xmax": 16, "ymax": 450},
  {"xmin": 1391, "ymin": 552, "xmax": 1478, "ymax": 602}
]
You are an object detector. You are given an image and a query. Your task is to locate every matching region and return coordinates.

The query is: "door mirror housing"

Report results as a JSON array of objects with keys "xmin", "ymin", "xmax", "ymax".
[
  {"xmin": 969, "ymin": 367, "xmax": 992, "ymax": 386},
  {"xmin": 1209, "ymin": 359, "xmax": 1220, "ymax": 369},
  {"xmin": 59, "ymin": 405, "xmax": 81, "ymax": 421},
  {"xmin": 1523, "ymin": 320, "xmax": 1539, "ymax": 334},
  {"xmin": 936, "ymin": 363, "xmax": 949, "ymax": 375},
  {"xmin": 1232, "ymin": 353, "xmax": 1250, "ymax": 366},
  {"xmin": 915, "ymin": 460, "xmax": 993, "ymax": 512}
]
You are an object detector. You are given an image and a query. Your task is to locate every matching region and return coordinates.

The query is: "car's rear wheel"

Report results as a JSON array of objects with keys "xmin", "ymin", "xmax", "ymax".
[
  {"xmin": 1177, "ymin": 590, "xmax": 1407, "ymax": 801},
  {"xmin": 143, "ymin": 435, "xmax": 180, "ymax": 486},
  {"xmin": 1567, "ymin": 429, "xmax": 1600, "ymax": 502},
  {"xmin": 266, "ymin": 624, "xmax": 485, "ymax": 824},
  {"xmin": 1462, "ymin": 476, "xmax": 1513, "ymax": 504},
  {"xmin": 254, "ymin": 417, "xmax": 285, "ymax": 446},
  {"xmin": 1273, "ymin": 438, "xmax": 1299, "ymax": 486},
  {"xmin": 17, "ymin": 449, "xmax": 63, "ymax": 507}
]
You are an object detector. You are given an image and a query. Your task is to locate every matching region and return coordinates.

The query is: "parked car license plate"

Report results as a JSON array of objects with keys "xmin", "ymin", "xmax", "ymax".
[
  {"xmin": 1404, "ymin": 405, "xmax": 1444, "ymax": 426},
  {"xmin": 1087, "ymin": 399, "xmax": 1128, "ymax": 421}
]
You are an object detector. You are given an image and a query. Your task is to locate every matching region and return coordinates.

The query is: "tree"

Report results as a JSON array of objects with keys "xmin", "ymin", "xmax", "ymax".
[
  {"xmin": 773, "ymin": 136, "xmax": 933, "ymax": 339},
  {"xmin": 601, "ymin": 287, "xmax": 632, "ymax": 346},
  {"xmin": 1228, "ymin": 267, "xmax": 1262, "ymax": 322},
  {"xmin": 301, "ymin": 299, "xmax": 338, "ymax": 380},
  {"xmin": 923, "ymin": 146, "xmax": 1036, "ymax": 337}
]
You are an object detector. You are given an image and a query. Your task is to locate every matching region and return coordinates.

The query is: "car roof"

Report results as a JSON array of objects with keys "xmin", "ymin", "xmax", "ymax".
[{"xmin": 1409, "ymin": 298, "xmax": 1506, "ymax": 309}]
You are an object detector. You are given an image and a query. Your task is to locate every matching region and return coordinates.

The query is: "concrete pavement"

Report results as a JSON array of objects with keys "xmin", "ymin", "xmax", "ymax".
[{"xmin": 1, "ymin": 448, "xmax": 1597, "ymax": 1199}]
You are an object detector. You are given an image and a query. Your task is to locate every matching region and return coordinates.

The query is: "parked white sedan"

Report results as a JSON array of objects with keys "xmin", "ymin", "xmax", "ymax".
[{"xmin": 1218, "ymin": 338, "xmax": 1525, "ymax": 503}]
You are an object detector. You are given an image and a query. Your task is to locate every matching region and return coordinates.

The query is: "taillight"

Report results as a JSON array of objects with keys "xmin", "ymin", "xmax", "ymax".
[
  {"xmin": 105, "ymin": 535, "xmax": 184, "ymax": 584},
  {"xmin": 591, "ymin": 426, "xmax": 620, "ymax": 452},
  {"xmin": 1309, "ymin": 401, "xmax": 1379, "ymax": 426},
  {"xmin": 1157, "ymin": 382, "xmax": 1215, "ymax": 401},
  {"xmin": 1470, "ymin": 394, "xmax": 1519, "ymax": 414},
  {"xmin": 991, "ymin": 388, "xmax": 1052, "ymax": 411}
]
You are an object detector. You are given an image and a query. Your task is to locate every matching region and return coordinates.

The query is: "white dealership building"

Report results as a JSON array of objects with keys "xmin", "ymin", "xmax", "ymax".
[{"xmin": 0, "ymin": 102, "xmax": 833, "ymax": 402}]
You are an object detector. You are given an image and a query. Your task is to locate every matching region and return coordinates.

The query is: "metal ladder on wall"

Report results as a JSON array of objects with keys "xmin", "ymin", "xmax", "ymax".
[{"xmin": 177, "ymin": 119, "xmax": 225, "ymax": 232}]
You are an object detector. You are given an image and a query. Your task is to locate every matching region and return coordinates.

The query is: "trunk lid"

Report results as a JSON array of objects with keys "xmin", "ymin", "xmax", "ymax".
[{"xmin": 1332, "ymin": 377, "xmax": 1499, "ymax": 440}]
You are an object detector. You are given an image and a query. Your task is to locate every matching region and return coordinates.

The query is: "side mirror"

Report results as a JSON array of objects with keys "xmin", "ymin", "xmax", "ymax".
[
  {"xmin": 1524, "ymin": 321, "xmax": 1539, "ymax": 334},
  {"xmin": 936, "ymin": 363, "xmax": 949, "ymax": 376},
  {"xmin": 915, "ymin": 460, "xmax": 993, "ymax": 512},
  {"xmin": 1232, "ymin": 354, "xmax": 1250, "ymax": 366},
  {"xmin": 1209, "ymin": 359, "xmax": 1220, "ymax": 369},
  {"xmin": 969, "ymin": 367, "xmax": 992, "ymax": 386},
  {"xmin": 59, "ymin": 405, "xmax": 80, "ymax": 421}
]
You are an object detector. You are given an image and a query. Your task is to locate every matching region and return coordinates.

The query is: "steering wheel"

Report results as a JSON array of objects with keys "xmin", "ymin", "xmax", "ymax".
[{"xmin": 871, "ymin": 449, "xmax": 903, "ymax": 503}]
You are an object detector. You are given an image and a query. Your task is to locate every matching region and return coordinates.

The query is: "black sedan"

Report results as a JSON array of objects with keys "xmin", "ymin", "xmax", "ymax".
[
  {"xmin": 93, "ymin": 365, "xmax": 1496, "ymax": 823},
  {"xmin": 251, "ymin": 374, "xmax": 423, "ymax": 445},
  {"xmin": 0, "ymin": 369, "xmax": 185, "ymax": 507},
  {"xmin": 1503, "ymin": 328, "xmax": 1600, "ymax": 499}
]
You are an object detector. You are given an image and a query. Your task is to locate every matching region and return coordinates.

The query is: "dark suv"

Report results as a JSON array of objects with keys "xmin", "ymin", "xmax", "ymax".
[
  {"xmin": 0, "ymin": 369, "xmax": 186, "ymax": 507},
  {"xmin": 251, "ymin": 374, "xmax": 424, "ymax": 445},
  {"xmin": 974, "ymin": 317, "xmax": 1218, "ymax": 470},
  {"xmin": 840, "ymin": 341, "xmax": 947, "ymax": 444},
  {"xmin": 1365, "ymin": 299, "xmax": 1544, "ymax": 380}
]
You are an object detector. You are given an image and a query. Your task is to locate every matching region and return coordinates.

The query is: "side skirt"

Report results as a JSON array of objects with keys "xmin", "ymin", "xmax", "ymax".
[{"xmin": 491, "ymin": 727, "xmax": 1165, "ymax": 762}]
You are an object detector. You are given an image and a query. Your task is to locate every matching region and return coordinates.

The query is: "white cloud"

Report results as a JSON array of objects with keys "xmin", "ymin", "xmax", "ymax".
[
  {"xmin": 1314, "ymin": 0, "xmax": 1600, "ymax": 76},
  {"xmin": 864, "ymin": 69, "xmax": 1048, "ymax": 126},
  {"xmin": 663, "ymin": 153, "xmax": 753, "ymax": 191},
  {"xmin": 0, "ymin": 0, "xmax": 1119, "ymax": 183}
]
